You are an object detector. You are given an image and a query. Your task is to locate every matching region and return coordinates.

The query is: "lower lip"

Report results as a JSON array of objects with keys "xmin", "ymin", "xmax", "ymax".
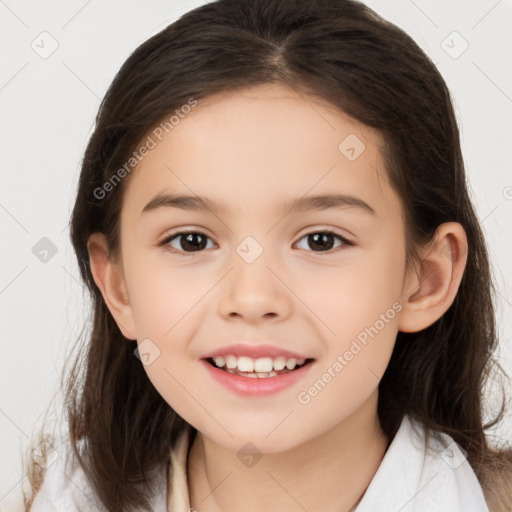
[{"xmin": 201, "ymin": 359, "xmax": 314, "ymax": 397}]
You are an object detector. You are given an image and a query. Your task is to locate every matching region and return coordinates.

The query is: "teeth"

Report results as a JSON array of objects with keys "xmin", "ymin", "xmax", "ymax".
[
  {"xmin": 254, "ymin": 357, "xmax": 273, "ymax": 373},
  {"xmin": 237, "ymin": 356, "xmax": 254, "ymax": 372},
  {"xmin": 211, "ymin": 354, "xmax": 308, "ymax": 374},
  {"xmin": 225, "ymin": 369, "xmax": 279, "ymax": 378},
  {"xmin": 285, "ymin": 358, "xmax": 297, "ymax": 370},
  {"xmin": 214, "ymin": 356, "xmax": 225, "ymax": 368},
  {"xmin": 225, "ymin": 355, "xmax": 237, "ymax": 369},
  {"xmin": 273, "ymin": 356, "xmax": 286, "ymax": 371}
]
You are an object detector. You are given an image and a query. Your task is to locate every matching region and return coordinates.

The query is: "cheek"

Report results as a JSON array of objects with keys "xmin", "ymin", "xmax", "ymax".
[
  {"xmin": 295, "ymin": 289, "xmax": 400, "ymax": 430},
  {"xmin": 124, "ymin": 255, "xmax": 210, "ymax": 390},
  {"xmin": 293, "ymin": 245, "xmax": 405, "ymax": 338},
  {"xmin": 293, "ymin": 245, "xmax": 403, "ymax": 393},
  {"xmin": 126, "ymin": 253, "xmax": 211, "ymax": 338}
]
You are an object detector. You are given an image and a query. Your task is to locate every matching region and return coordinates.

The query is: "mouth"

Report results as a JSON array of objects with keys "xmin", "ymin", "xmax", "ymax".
[{"xmin": 204, "ymin": 355, "xmax": 315, "ymax": 379}]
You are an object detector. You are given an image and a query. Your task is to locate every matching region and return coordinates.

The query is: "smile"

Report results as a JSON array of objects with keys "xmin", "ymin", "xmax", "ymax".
[
  {"xmin": 206, "ymin": 355, "xmax": 313, "ymax": 378},
  {"xmin": 201, "ymin": 356, "xmax": 315, "ymax": 396}
]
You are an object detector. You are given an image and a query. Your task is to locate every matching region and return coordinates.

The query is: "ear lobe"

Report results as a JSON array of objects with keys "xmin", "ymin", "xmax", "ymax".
[
  {"xmin": 87, "ymin": 232, "xmax": 137, "ymax": 340},
  {"xmin": 398, "ymin": 222, "xmax": 468, "ymax": 333}
]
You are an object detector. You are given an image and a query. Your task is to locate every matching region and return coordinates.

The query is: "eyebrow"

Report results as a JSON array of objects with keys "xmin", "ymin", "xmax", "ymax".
[{"xmin": 141, "ymin": 192, "xmax": 376, "ymax": 216}]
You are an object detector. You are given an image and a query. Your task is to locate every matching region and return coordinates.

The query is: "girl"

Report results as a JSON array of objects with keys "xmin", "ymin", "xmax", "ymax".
[{"xmin": 24, "ymin": 0, "xmax": 512, "ymax": 511}]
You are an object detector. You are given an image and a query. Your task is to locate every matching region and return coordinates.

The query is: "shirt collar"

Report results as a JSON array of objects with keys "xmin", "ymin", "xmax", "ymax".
[{"xmin": 165, "ymin": 415, "xmax": 489, "ymax": 512}]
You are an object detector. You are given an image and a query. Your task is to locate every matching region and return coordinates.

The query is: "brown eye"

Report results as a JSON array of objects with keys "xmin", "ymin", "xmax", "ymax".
[
  {"xmin": 163, "ymin": 232, "xmax": 215, "ymax": 252},
  {"xmin": 295, "ymin": 231, "xmax": 352, "ymax": 252}
]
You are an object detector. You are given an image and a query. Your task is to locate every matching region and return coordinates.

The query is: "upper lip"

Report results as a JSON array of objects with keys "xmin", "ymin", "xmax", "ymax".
[{"xmin": 201, "ymin": 343, "xmax": 312, "ymax": 360}]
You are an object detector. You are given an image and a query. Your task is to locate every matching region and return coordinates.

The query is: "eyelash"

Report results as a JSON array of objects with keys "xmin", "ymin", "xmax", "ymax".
[{"xmin": 158, "ymin": 229, "xmax": 354, "ymax": 255}]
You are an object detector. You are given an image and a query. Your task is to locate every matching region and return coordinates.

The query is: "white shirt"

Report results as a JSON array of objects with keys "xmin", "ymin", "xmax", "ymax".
[{"xmin": 30, "ymin": 414, "xmax": 490, "ymax": 511}]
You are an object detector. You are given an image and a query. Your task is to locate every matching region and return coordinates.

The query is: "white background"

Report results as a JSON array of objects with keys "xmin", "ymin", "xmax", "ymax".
[{"xmin": 1, "ymin": 1, "xmax": 511, "ymax": 510}]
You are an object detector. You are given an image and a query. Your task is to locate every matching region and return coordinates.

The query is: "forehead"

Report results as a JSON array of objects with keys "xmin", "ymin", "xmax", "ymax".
[{"xmin": 122, "ymin": 83, "xmax": 399, "ymax": 220}]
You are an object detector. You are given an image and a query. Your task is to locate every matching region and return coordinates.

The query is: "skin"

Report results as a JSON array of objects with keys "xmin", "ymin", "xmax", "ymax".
[{"xmin": 88, "ymin": 83, "xmax": 468, "ymax": 512}]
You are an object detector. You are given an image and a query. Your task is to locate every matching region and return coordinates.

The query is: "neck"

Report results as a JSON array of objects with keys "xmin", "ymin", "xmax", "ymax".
[{"xmin": 187, "ymin": 391, "xmax": 389, "ymax": 512}]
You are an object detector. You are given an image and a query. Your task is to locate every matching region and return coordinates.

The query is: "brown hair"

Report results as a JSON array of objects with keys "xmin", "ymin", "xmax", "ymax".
[{"xmin": 24, "ymin": 0, "xmax": 512, "ymax": 510}]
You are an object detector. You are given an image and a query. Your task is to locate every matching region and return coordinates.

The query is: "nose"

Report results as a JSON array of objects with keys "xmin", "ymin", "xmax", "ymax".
[{"xmin": 217, "ymin": 253, "xmax": 293, "ymax": 324}]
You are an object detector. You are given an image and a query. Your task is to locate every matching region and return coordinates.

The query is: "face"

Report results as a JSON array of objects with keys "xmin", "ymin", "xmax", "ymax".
[{"xmin": 115, "ymin": 83, "xmax": 410, "ymax": 452}]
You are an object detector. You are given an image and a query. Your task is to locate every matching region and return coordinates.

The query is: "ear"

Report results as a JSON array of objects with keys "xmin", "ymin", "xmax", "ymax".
[
  {"xmin": 87, "ymin": 232, "xmax": 137, "ymax": 340},
  {"xmin": 398, "ymin": 222, "xmax": 468, "ymax": 333}
]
